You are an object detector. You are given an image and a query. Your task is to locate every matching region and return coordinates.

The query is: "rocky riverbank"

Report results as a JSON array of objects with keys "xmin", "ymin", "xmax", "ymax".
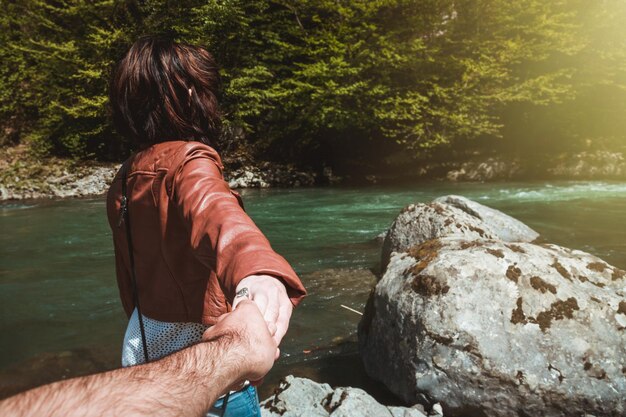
[
  {"xmin": 356, "ymin": 150, "xmax": 626, "ymax": 184},
  {"xmin": 442, "ymin": 151, "xmax": 626, "ymax": 182},
  {"xmin": 2, "ymin": 145, "xmax": 626, "ymax": 200},
  {"xmin": 0, "ymin": 146, "xmax": 120, "ymax": 201},
  {"xmin": 224, "ymin": 160, "xmax": 318, "ymax": 189},
  {"xmin": 0, "ymin": 145, "xmax": 319, "ymax": 201}
]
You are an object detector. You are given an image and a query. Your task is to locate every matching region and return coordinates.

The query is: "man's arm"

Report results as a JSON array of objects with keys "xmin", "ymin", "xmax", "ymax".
[
  {"xmin": 0, "ymin": 301, "xmax": 276, "ymax": 417},
  {"xmin": 1, "ymin": 337, "xmax": 236, "ymax": 417}
]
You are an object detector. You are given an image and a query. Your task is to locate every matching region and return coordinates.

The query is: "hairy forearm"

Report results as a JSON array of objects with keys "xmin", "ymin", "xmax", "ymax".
[{"xmin": 0, "ymin": 331, "xmax": 244, "ymax": 417}]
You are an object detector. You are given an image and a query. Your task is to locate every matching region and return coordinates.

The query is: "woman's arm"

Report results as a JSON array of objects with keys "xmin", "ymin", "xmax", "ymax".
[{"xmin": 171, "ymin": 145, "xmax": 306, "ymax": 342}]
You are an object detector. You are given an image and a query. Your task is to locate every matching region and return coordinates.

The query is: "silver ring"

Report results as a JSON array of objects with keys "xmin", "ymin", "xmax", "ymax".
[{"xmin": 235, "ymin": 287, "xmax": 249, "ymax": 299}]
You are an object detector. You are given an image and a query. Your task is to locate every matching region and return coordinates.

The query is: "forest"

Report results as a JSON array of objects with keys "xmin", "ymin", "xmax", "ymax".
[
  {"xmin": 1, "ymin": 4, "xmax": 626, "ymax": 412},
  {"xmin": 2, "ymin": 0, "xmax": 626, "ymax": 172}
]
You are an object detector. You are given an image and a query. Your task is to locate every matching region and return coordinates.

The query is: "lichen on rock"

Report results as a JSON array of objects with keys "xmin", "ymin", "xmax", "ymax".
[{"xmin": 381, "ymin": 195, "xmax": 539, "ymax": 272}]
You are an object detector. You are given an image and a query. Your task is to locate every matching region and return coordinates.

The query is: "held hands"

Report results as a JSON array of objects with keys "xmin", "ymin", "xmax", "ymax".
[
  {"xmin": 232, "ymin": 274, "xmax": 293, "ymax": 347},
  {"xmin": 202, "ymin": 300, "xmax": 277, "ymax": 384}
]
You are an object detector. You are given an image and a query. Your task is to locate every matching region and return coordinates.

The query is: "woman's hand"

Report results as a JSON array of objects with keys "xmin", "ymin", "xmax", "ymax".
[{"xmin": 232, "ymin": 274, "xmax": 293, "ymax": 347}]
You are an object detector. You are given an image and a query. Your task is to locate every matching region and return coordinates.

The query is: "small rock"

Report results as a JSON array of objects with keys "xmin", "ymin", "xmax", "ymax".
[
  {"xmin": 549, "ymin": 151, "xmax": 626, "ymax": 179},
  {"xmin": 261, "ymin": 376, "xmax": 431, "ymax": 417},
  {"xmin": 261, "ymin": 376, "xmax": 332, "ymax": 417},
  {"xmin": 445, "ymin": 157, "xmax": 523, "ymax": 182},
  {"xmin": 225, "ymin": 162, "xmax": 317, "ymax": 189}
]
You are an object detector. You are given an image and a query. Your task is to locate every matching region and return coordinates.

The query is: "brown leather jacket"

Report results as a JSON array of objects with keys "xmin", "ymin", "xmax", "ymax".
[{"xmin": 106, "ymin": 141, "xmax": 306, "ymax": 325}]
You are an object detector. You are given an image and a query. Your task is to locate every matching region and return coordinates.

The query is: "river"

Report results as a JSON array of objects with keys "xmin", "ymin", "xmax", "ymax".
[{"xmin": 1, "ymin": 181, "xmax": 625, "ymax": 401}]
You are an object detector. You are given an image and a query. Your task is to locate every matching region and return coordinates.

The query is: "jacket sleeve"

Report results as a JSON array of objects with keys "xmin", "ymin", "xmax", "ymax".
[
  {"xmin": 170, "ymin": 145, "xmax": 307, "ymax": 306},
  {"xmin": 106, "ymin": 178, "xmax": 135, "ymax": 318}
]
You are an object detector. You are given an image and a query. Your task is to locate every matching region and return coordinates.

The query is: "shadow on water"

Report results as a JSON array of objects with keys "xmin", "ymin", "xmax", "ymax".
[
  {"xmin": 259, "ymin": 342, "xmax": 404, "ymax": 406},
  {"xmin": 0, "ymin": 346, "xmax": 119, "ymax": 400},
  {"xmin": 0, "ymin": 342, "xmax": 404, "ymax": 408}
]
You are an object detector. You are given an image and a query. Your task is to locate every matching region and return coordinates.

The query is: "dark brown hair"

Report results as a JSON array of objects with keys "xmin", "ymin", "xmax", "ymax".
[{"xmin": 109, "ymin": 36, "xmax": 221, "ymax": 149}]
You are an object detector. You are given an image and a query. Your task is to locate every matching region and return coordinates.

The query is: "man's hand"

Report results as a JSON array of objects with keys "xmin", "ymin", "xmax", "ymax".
[
  {"xmin": 232, "ymin": 274, "xmax": 293, "ymax": 346},
  {"xmin": 202, "ymin": 300, "xmax": 277, "ymax": 383}
]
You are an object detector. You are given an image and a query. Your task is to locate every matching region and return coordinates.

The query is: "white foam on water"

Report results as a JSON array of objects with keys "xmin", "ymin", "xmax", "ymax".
[
  {"xmin": 0, "ymin": 202, "xmax": 37, "ymax": 211},
  {"xmin": 482, "ymin": 182, "xmax": 626, "ymax": 203}
]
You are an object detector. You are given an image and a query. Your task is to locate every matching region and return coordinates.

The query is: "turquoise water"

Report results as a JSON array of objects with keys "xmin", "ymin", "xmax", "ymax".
[{"xmin": 1, "ymin": 181, "xmax": 625, "ymax": 399}]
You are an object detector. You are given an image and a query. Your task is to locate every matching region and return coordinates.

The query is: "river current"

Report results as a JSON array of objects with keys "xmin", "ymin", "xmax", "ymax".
[{"xmin": 1, "ymin": 181, "xmax": 625, "ymax": 400}]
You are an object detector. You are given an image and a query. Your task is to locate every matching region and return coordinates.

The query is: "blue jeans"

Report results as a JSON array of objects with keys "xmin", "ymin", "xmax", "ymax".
[{"xmin": 206, "ymin": 385, "xmax": 261, "ymax": 417}]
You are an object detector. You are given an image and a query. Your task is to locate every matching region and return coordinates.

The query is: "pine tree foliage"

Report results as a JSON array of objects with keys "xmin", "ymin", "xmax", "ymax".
[{"xmin": 1, "ymin": 0, "xmax": 624, "ymax": 160}]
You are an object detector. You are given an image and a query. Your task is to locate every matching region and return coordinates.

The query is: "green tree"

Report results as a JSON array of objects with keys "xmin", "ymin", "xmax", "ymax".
[{"xmin": 1, "ymin": 0, "xmax": 625, "ymax": 164}]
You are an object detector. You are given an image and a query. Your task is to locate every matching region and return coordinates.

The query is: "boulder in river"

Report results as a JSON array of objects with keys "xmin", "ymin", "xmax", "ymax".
[
  {"xmin": 381, "ymin": 195, "xmax": 539, "ymax": 270},
  {"xmin": 361, "ymin": 197, "xmax": 626, "ymax": 417},
  {"xmin": 261, "ymin": 376, "xmax": 440, "ymax": 417}
]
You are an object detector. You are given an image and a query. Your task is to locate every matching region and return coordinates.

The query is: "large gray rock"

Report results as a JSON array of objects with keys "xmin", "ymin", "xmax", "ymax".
[
  {"xmin": 360, "ymin": 236, "xmax": 626, "ymax": 417},
  {"xmin": 381, "ymin": 196, "xmax": 539, "ymax": 270},
  {"xmin": 48, "ymin": 166, "xmax": 118, "ymax": 198},
  {"xmin": 261, "ymin": 376, "xmax": 436, "ymax": 417}
]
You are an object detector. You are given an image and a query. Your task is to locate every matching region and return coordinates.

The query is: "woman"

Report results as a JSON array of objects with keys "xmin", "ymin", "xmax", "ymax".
[{"xmin": 106, "ymin": 36, "xmax": 307, "ymax": 416}]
